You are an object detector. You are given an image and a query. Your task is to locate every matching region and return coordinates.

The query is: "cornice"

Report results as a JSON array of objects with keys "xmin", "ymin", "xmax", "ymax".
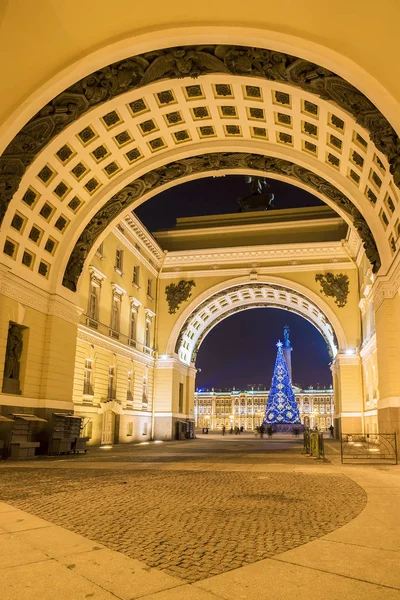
[
  {"xmin": 155, "ymin": 356, "xmax": 193, "ymax": 376},
  {"xmin": 123, "ymin": 213, "xmax": 163, "ymax": 262},
  {"xmin": 113, "ymin": 226, "xmax": 160, "ymax": 277},
  {"xmin": 0, "ymin": 263, "xmax": 81, "ymax": 324},
  {"xmin": 333, "ymin": 353, "xmax": 361, "ymax": 366},
  {"xmin": 164, "ymin": 242, "xmax": 350, "ymax": 268},
  {"xmin": 360, "ymin": 332, "xmax": 377, "ymax": 361},
  {"xmin": 371, "ymin": 252, "xmax": 400, "ymax": 311},
  {"xmin": 78, "ymin": 325, "xmax": 155, "ymax": 366},
  {"xmin": 160, "ymin": 262, "xmax": 354, "ymax": 280}
]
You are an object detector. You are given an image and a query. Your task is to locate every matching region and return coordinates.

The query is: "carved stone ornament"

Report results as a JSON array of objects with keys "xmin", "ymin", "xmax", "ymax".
[
  {"xmin": 1, "ymin": 44, "xmax": 400, "ymax": 226},
  {"xmin": 165, "ymin": 280, "xmax": 196, "ymax": 314},
  {"xmin": 62, "ymin": 152, "xmax": 380, "ymax": 291},
  {"xmin": 315, "ymin": 272, "xmax": 350, "ymax": 308}
]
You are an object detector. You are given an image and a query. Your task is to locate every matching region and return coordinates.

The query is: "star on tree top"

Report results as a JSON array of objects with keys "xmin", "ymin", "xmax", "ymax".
[{"xmin": 276, "ymin": 340, "xmax": 283, "ymax": 348}]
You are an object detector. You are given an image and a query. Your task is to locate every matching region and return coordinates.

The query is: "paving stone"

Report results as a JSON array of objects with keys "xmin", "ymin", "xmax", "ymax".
[{"xmin": 0, "ymin": 466, "xmax": 365, "ymax": 582}]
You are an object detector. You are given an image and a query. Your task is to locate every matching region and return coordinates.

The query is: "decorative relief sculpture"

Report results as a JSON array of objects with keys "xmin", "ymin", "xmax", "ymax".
[
  {"xmin": 315, "ymin": 272, "xmax": 349, "ymax": 308},
  {"xmin": 2, "ymin": 322, "xmax": 23, "ymax": 394},
  {"xmin": 63, "ymin": 153, "xmax": 380, "ymax": 291},
  {"xmin": 165, "ymin": 280, "xmax": 196, "ymax": 314},
  {"xmin": 1, "ymin": 44, "xmax": 400, "ymax": 225}
]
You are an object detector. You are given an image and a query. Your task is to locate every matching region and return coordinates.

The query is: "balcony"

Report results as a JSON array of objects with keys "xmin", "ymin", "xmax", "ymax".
[{"xmin": 80, "ymin": 315, "xmax": 155, "ymax": 357}]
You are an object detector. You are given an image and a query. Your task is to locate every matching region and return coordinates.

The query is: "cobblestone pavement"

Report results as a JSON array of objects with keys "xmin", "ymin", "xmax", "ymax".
[{"xmin": 0, "ymin": 442, "xmax": 366, "ymax": 582}]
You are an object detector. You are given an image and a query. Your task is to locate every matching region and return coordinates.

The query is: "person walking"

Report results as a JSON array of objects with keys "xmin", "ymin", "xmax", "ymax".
[
  {"xmin": 222, "ymin": 425, "xmax": 226, "ymax": 436},
  {"xmin": 267, "ymin": 426, "xmax": 273, "ymax": 439},
  {"xmin": 329, "ymin": 424, "xmax": 334, "ymax": 439},
  {"xmin": 259, "ymin": 423, "xmax": 265, "ymax": 439}
]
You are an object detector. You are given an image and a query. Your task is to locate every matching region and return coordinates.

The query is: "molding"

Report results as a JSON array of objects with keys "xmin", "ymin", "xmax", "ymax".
[
  {"xmin": 360, "ymin": 332, "xmax": 377, "ymax": 361},
  {"xmin": 163, "ymin": 242, "xmax": 352, "ymax": 268},
  {"xmin": 123, "ymin": 213, "xmax": 163, "ymax": 263},
  {"xmin": 129, "ymin": 296, "xmax": 142, "ymax": 309},
  {"xmin": 363, "ymin": 409, "xmax": 378, "ymax": 417},
  {"xmin": 89, "ymin": 265, "xmax": 107, "ymax": 285},
  {"xmin": 113, "ymin": 223, "xmax": 160, "ymax": 277},
  {"xmin": 378, "ymin": 396, "xmax": 400, "ymax": 409},
  {"xmin": 339, "ymin": 412, "xmax": 363, "ymax": 417},
  {"xmin": 155, "ymin": 356, "xmax": 192, "ymax": 376},
  {"xmin": 371, "ymin": 251, "xmax": 400, "ymax": 311},
  {"xmin": 47, "ymin": 295, "xmax": 83, "ymax": 325},
  {"xmin": 161, "ymin": 262, "xmax": 354, "ymax": 280},
  {"xmin": 78, "ymin": 325, "xmax": 155, "ymax": 366},
  {"xmin": 111, "ymin": 282, "xmax": 127, "ymax": 297},
  {"xmin": 0, "ymin": 263, "xmax": 81, "ymax": 324},
  {"xmin": 0, "ymin": 394, "xmax": 74, "ymax": 410},
  {"xmin": 333, "ymin": 354, "xmax": 361, "ymax": 366}
]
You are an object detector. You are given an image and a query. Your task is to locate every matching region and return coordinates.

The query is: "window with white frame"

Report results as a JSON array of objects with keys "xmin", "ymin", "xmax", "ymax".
[
  {"xmin": 126, "ymin": 421, "xmax": 133, "ymax": 436},
  {"xmin": 142, "ymin": 376, "xmax": 148, "ymax": 406},
  {"xmin": 145, "ymin": 319, "xmax": 151, "ymax": 348},
  {"xmin": 95, "ymin": 242, "xmax": 104, "ymax": 258},
  {"xmin": 88, "ymin": 283, "xmax": 99, "ymax": 321},
  {"xmin": 83, "ymin": 358, "xmax": 94, "ymax": 395},
  {"xmin": 127, "ymin": 369, "xmax": 134, "ymax": 402},
  {"xmin": 108, "ymin": 365, "xmax": 116, "ymax": 399},
  {"xmin": 110, "ymin": 295, "xmax": 121, "ymax": 332},
  {"xmin": 115, "ymin": 248, "xmax": 123, "ymax": 273},
  {"xmin": 132, "ymin": 265, "xmax": 140, "ymax": 287},
  {"xmin": 129, "ymin": 310, "xmax": 136, "ymax": 342}
]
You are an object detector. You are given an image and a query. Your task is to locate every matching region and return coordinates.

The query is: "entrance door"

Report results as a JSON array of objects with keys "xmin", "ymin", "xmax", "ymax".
[{"xmin": 101, "ymin": 410, "xmax": 115, "ymax": 445}]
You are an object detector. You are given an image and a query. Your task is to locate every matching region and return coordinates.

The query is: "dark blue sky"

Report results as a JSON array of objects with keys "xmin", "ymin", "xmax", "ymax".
[
  {"xmin": 135, "ymin": 174, "xmax": 322, "ymax": 231},
  {"xmin": 195, "ymin": 309, "xmax": 332, "ymax": 391},
  {"xmin": 135, "ymin": 175, "xmax": 331, "ymax": 389}
]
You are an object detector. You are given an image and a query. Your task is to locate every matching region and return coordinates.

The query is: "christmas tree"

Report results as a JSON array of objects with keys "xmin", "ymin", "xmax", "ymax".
[{"xmin": 263, "ymin": 341, "xmax": 301, "ymax": 426}]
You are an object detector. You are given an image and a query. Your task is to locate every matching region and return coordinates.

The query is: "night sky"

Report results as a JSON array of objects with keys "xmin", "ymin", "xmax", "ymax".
[{"xmin": 135, "ymin": 175, "xmax": 331, "ymax": 389}]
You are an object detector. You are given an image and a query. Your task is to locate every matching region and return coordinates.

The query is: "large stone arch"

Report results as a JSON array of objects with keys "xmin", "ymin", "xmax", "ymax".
[
  {"xmin": 1, "ymin": 63, "xmax": 398, "ymax": 296},
  {"xmin": 166, "ymin": 276, "xmax": 348, "ymax": 365}
]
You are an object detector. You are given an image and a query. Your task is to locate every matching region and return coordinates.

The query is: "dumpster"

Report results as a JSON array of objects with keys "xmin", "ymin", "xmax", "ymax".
[{"xmin": 8, "ymin": 414, "xmax": 47, "ymax": 459}]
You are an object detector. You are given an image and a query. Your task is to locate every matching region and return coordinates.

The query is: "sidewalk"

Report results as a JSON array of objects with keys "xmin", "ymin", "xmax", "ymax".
[{"xmin": 1, "ymin": 459, "xmax": 400, "ymax": 599}]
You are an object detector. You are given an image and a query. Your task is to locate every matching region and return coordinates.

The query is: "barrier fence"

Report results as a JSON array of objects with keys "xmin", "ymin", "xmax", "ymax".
[
  {"xmin": 341, "ymin": 433, "xmax": 398, "ymax": 464},
  {"xmin": 303, "ymin": 430, "xmax": 328, "ymax": 462}
]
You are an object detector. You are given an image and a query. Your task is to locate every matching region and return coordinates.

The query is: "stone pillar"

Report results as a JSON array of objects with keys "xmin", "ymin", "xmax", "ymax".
[
  {"xmin": 331, "ymin": 353, "xmax": 363, "ymax": 434},
  {"xmin": 282, "ymin": 346, "xmax": 293, "ymax": 381},
  {"xmin": 374, "ymin": 294, "xmax": 400, "ymax": 434}
]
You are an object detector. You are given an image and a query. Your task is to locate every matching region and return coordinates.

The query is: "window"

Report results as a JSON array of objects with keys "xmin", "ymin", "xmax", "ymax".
[
  {"xmin": 143, "ymin": 422, "xmax": 148, "ymax": 435},
  {"xmin": 179, "ymin": 382, "xmax": 184, "ymax": 413},
  {"xmin": 132, "ymin": 265, "xmax": 140, "ymax": 287},
  {"xmin": 108, "ymin": 365, "xmax": 116, "ymax": 399},
  {"xmin": 145, "ymin": 319, "xmax": 151, "ymax": 348},
  {"xmin": 127, "ymin": 369, "xmax": 134, "ymax": 401},
  {"xmin": 88, "ymin": 283, "xmax": 99, "ymax": 321},
  {"xmin": 129, "ymin": 311, "xmax": 136, "ymax": 342},
  {"xmin": 115, "ymin": 248, "xmax": 123, "ymax": 273},
  {"xmin": 83, "ymin": 359, "xmax": 94, "ymax": 395},
  {"xmin": 126, "ymin": 421, "xmax": 133, "ymax": 436},
  {"xmin": 110, "ymin": 296, "xmax": 120, "ymax": 332},
  {"xmin": 142, "ymin": 377, "xmax": 148, "ymax": 406},
  {"xmin": 147, "ymin": 278, "xmax": 153, "ymax": 298},
  {"xmin": 95, "ymin": 242, "xmax": 104, "ymax": 258}
]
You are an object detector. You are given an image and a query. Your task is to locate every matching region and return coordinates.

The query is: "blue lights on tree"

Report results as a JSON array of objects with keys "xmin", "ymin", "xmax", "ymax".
[{"xmin": 263, "ymin": 341, "xmax": 301, "ymax": 425}]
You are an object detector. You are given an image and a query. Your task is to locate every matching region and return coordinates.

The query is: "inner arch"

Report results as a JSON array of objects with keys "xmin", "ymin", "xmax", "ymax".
[{"xmin": 170, "ymin": 281, "xmax": 346, "ymax": 365}]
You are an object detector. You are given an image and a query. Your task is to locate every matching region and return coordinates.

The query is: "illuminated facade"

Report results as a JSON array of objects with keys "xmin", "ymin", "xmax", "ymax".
[
  {"xmin": 194, "ymin": 389, "xmax": 334, "ymax": 431},
  {"xmin": 1, "ymin": 4, "xmax": 400, "ymax": 445}
]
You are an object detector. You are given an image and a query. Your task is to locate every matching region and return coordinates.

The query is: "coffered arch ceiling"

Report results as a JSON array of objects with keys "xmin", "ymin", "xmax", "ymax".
[
  {"xmin": 1, "ymin": 46, "xmax": 399, "ymax": 295},
  {"xmin": 168, "ymin": 281, "xmax": 347, "ymax": 365}
]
